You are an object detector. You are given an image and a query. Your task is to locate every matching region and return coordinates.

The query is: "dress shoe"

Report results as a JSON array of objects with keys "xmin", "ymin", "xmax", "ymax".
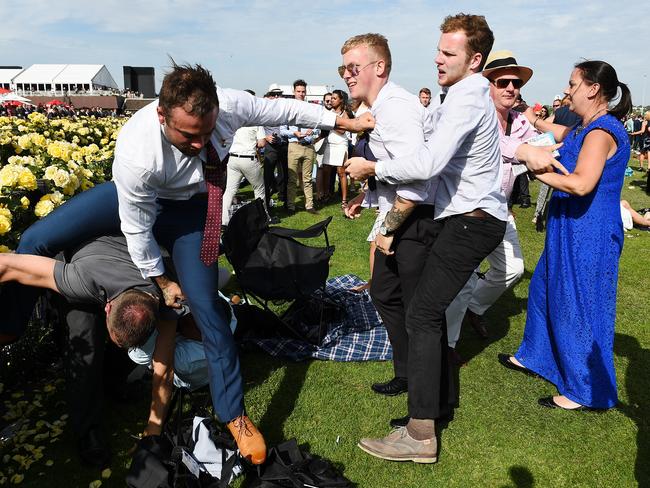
[
  {"xmin": 519, "ymin": 199, "xmax": 531, "ymax": 208},
  {"xmin": 464, "ymin": 310, "xmax": 489, "ymax": 338},
  {"xmin": 227, "ymin": 415, "xmax": 267, "ymax": 465},
  {"xmin": 306, "ymin": 208, "xmax": 320, "ymax": 215},
  {"xmin": 358, "ymin": 427, "xmax": 437, "ymax": 463},
  {"xmin": 77, "ymin": 427, "xmax": 111, "ymax": 467},
  {"xmin": 371, "ymin": 377, "xmax": 408, "ymax": 396},
  {"xmin": 268, "ymin": 216, "xmax": 281, "ymax": 225},
  {"xmin": 497, "ymin": 353, "xmax": 539, "ymax": 378},
  {"xmin": 538, "ymin": 396, "xmax": 597, "ymax": 411}
]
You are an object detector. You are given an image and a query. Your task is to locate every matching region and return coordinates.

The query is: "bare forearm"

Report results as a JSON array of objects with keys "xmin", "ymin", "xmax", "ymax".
[
  {"xmin": 532, "ymin": 117, "xmax": 571, "ymax": 143},
  {"xmin": 0, "ymin": 254, "xmax": 58, "ymax": 291},
  {"xmin": 146, "ymin": 368, "xmax": 174, "ymax": 435},
  {"xmin": 534, "ymin": 172, "xmax": 590, "ymax": 196},
  {"xmin": 383, "ymin": 196, "xmax": 417, "ymax": 233}
]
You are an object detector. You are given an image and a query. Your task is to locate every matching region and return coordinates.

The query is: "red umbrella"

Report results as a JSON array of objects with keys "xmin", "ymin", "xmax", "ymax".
[
  {"xmin": 47, "ymin": 99, "xmax": 64, "ymax": 106},
  {"xmin": 0, "ymin": 88, "xmax": 10, "ymax": 95}
]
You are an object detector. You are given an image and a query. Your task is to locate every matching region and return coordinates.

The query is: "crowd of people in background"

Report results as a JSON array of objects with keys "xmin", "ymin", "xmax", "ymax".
[{"xmin": 0, "ymin": 101, "xmax": 121, "ymax": 118}]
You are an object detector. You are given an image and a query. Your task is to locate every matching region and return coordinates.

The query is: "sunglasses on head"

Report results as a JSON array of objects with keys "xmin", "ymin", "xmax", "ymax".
[{"xmin": 492, "ymin": 78, "xmax": 524, "ymax": 89}]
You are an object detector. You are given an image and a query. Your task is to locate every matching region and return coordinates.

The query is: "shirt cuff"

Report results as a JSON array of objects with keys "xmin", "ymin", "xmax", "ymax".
[
  {"xmin": 320, "ymin": 110, "xmax": 336, "ymax": 130},
  {"xmin": 139, "ymin": 257, "xmax": 166, "ymax": 279},
  {"xmin": 375, "ymin": 160, "xmax": 388, "ymax": 182}
]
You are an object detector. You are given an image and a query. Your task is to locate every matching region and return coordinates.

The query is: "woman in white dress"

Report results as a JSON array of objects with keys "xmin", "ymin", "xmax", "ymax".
[{"xmin": 321, "ymin": 90, "xmax": 350, "ymax": 209}]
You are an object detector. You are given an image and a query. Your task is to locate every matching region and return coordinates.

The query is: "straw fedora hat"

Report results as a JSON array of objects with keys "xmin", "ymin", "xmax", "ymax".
[{"xmin": 482, "ymin": 50, "xmax": 533, "ymax": 86}]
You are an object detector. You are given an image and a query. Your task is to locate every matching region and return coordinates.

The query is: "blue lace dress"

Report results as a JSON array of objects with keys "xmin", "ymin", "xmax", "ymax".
[{"xmin": 515, "ymin": 114, "xmax": 630, "ymax": 408}]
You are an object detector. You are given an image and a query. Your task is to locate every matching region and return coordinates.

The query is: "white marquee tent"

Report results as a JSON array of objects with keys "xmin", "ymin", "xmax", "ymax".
[{"xmin": 12, "ymin": 64, "xmax": 118, "ymax": 95}]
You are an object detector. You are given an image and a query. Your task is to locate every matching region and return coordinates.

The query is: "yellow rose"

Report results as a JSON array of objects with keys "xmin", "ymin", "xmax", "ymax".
[
  {"xmin": 49, "ymin": 191, "xmax": 64, "ymax": 205},
  {"xmin": 31, "ymin": 133, "xmax": 46, "ymax": 147},
  {"xmin": 18, "ymin": 168, "xmax": 37, "ymax": 190},
  {"xmin": 35, "ymin": 199, "xmax": 55, "ymax": 218},
  {"xmin": 44, "ymin": 165, "xmax": 58, "ymax": 179},
  {"xmin": 52, "ymin": 169, "xmax": 71, "ymax": 188},
  {"xmin": 0, "ymin": 245, "xmax": 12, "ymax": 253},
  {"xmin": 20, "ymin": 196, "xmax": 30, "ymax": 208},
  {"xmin": 0, "ymin": 207, "xmax": 11, "ymax": 219},
  {"xmin": 0, "ymin": 215, "xmax": 11, "ymax": 235},
  {"xmin": 48, "ymin": 143, "xmax": 62, "ymax": 159},
  {"xmin": 0, "ymin": 165, "xmax": 19, "ymax": 188},
  {"xmin": 18, "ymin": 134, "xmax": 32, "ymax": 150}
]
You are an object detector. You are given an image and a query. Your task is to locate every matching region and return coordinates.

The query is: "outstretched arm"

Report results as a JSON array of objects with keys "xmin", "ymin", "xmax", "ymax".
[
  {"xmin": 143, "ymin": 318, "xmax": 176, "ymax": 437},
  {"xmin": 0, "ymin": 254, "xmax": 59, "ymax": 292}
]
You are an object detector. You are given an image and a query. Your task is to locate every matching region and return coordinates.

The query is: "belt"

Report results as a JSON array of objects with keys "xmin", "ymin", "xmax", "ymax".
[
  {"xmin": 463, "ymin": 208, "xmax": 490, "ymax": 218},
  {"xmin": 229, "ymin": 153, "xmax": 255, "ymax": 159}
]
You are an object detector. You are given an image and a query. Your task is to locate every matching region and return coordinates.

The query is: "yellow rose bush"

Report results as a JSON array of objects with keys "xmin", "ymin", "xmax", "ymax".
[{"xmin": 0, "ymin": 114, "xmax": 126, "ymax": 250}]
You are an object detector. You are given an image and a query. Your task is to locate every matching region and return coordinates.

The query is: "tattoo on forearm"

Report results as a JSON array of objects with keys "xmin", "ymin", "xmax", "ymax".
[{"xmin": 384, "ymin": 205, "xmax": 414, "ymax": 232}]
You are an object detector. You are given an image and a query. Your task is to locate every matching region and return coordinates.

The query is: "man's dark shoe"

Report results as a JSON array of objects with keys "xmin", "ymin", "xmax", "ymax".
[
  {"xmin": 78, "ymin": 428, "xmax": 111, "ymax": 467},
  {"xmin": 268, "ymin": 216, "xmax": 281, "ymax": 225},
  {"xmin": 371, "ymin": 377, "xmax": 408, "ymax": 396},
  {"xmin": 306, "ymin": 208, "xmax": 320, "ymax": 215},
  {"xmin": 519, "ymin": 198, "xmax": 531, "ymax": 208},
  {"xmin": 464, "ymin": 309, "xmax": 489, "ymax": 339}
]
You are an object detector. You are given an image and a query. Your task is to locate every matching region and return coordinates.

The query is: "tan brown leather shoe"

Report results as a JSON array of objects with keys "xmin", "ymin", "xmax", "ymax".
[
  {"xmin": 227, "ymin": 415, "xmax": 267, "ymax": 465},
  {"xmin": 358, "ymin": 427, "xmax": 438, "ymax": 463}
]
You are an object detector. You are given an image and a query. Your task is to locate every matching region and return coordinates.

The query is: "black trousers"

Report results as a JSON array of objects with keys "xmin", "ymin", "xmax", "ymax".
[
  {"xmin": 61, "ymin": 301, "xmax": 107, "ymax": 438},
  {"xmin": 370, "ymin": 205, "xmax": 437, "ymax": 379},
  {"xmin": 406, "ymin": 213, "xmax": 506, "ymax": 419},
  {"xmin": 263, "ymin": 143, "xmax": 288, "ymax": 206}
]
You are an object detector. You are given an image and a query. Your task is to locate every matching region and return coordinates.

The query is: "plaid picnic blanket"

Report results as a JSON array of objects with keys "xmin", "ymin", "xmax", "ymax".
[{"xmin": 250, "ymin": 274, "xmax": 392, "ymax": 362}]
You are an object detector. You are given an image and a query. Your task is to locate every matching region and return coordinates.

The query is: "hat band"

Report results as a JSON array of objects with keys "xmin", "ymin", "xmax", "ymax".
[{"xmin": 484, "ymin": 57, "xmax": 518, "ymax": 70}]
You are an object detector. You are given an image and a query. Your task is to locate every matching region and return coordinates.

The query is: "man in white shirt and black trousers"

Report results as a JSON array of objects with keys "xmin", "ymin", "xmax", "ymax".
[
  {"xmin": 347, "ymin": 14, "xmax": 508, "ymax": 463},
  {"xmin": 0, "ymin": 63, "xmax": 373, "ymax": 465},
  {"xmin": 339, "ymin": 33, "xmax": 439, "ymax": 416}
]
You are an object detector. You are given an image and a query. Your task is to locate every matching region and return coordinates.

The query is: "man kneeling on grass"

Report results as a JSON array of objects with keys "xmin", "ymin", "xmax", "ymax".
[{"xmin": 0, "ymin": 234, "xmax": 226, "ymax": 466}]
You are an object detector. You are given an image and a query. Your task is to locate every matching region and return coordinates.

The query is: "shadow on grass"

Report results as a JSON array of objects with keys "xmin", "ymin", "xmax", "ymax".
[
  {"xmin": 499, "ymin": 465, "xmax": 535, "ymax": 487},
  {"xmin": 457, "ymin": 277, "xmax": 530, "ymax": 363},
  {"xmin": 240, "ymin": 351, "xmax": 310, "ymax": 444},
  {"xmin": 614, "ymin": 333, "xmax": 650, "ymax": 487}
]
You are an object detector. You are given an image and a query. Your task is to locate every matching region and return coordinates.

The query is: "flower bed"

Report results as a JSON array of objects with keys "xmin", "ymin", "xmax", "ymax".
[{"xmin": 0, "ymin": 113, "xmax": 125, "ymax": 250}]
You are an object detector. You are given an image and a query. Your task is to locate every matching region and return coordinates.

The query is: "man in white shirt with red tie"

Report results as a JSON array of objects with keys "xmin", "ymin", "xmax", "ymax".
[{"xmin": 1, "ymin": 63, "xmax": 372, "ymax": 465}]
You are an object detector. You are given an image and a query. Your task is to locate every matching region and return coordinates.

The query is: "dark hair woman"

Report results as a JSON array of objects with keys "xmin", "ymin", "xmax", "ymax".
[
  {"xmin": 320, "ymin": 89, "xmax": 351, "ymax": 210},
  {"xmin": 501, "ymin": 60, "xmax": 632, "ymax": 410}
]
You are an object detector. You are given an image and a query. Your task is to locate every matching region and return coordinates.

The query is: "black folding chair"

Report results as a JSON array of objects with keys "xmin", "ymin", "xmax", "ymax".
[{"xmin": 222, "ymin": 199, "xmax": 335, "ymax": 341}]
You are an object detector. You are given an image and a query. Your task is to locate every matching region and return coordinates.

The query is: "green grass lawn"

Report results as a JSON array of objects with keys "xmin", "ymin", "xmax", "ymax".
[{"xmin": 2, "ymin": 163, "xmax": 650, "ymax": 487}]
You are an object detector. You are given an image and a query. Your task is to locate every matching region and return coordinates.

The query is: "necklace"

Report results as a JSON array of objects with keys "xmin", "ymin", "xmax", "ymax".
[{"xmin": 575, "ymin": 107, "xmax": 607, "ymax": 135}]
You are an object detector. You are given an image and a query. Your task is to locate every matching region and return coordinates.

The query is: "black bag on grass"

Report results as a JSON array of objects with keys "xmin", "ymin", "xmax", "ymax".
[{"xmin": 248, "ymin": 439, "xmax": 353, "ymax": 488}]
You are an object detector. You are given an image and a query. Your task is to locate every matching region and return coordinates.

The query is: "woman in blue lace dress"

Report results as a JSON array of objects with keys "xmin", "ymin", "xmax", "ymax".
[{"xmin": 499, "ymin": 60, "xmax": 632, "ymax": 410}]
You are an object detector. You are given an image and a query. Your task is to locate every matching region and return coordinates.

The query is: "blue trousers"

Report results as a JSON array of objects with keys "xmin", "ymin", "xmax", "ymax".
[{"xmin": 0, "ymin": 182, "xmax": 244, "ymax": 422}]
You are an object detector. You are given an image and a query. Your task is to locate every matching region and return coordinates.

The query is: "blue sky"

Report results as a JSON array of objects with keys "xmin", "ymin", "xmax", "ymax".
[{"xmin": 3, "ymin": 0, "xmax": 649, "ymax": 107}]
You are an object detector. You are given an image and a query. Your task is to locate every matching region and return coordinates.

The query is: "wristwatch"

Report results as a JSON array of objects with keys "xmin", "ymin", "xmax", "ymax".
[{"xmin": 379, "ymin": 224, "xmax": 393, "ymax": 236}]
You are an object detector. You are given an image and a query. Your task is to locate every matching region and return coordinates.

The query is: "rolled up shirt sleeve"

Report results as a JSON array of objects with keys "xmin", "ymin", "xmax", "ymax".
[
  {"xmin": 112, "ymin": 160, "xmax": 165, "ymax": 278},
  {"xmin": 375, "ymin": 93, "xmax": 484, "ymax": 185}
]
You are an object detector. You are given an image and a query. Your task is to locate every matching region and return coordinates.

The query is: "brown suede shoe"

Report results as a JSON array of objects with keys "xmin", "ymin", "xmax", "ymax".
[
  {"xmin": 358, "ymin": 427, "xmax": 437, "ymax": 463},
  {"xmin": 227, "ymin": 415, "xmax": 267, "ymax": 465}
]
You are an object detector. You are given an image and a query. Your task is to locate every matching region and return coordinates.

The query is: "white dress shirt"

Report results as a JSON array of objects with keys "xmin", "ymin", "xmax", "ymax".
[
  {"xmin": 368, "ymin": 81, "xmax": 436, "ymax": 214},
  {"xmin": 374, "ymin": 74, "xmax": 507, "ymax": 221},
  {"xmin": 229, "ymin": 126, "xmax": 266, "ymax": 156},
  {"xmin": 112, "ymin": 87, "xmax": 336, "ymax": 278}
]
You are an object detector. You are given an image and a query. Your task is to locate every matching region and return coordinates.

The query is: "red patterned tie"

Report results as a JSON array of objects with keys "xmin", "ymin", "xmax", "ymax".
[{"xmin": 200, "ymin": 141, "xmax": 229, "ymax": 266}]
